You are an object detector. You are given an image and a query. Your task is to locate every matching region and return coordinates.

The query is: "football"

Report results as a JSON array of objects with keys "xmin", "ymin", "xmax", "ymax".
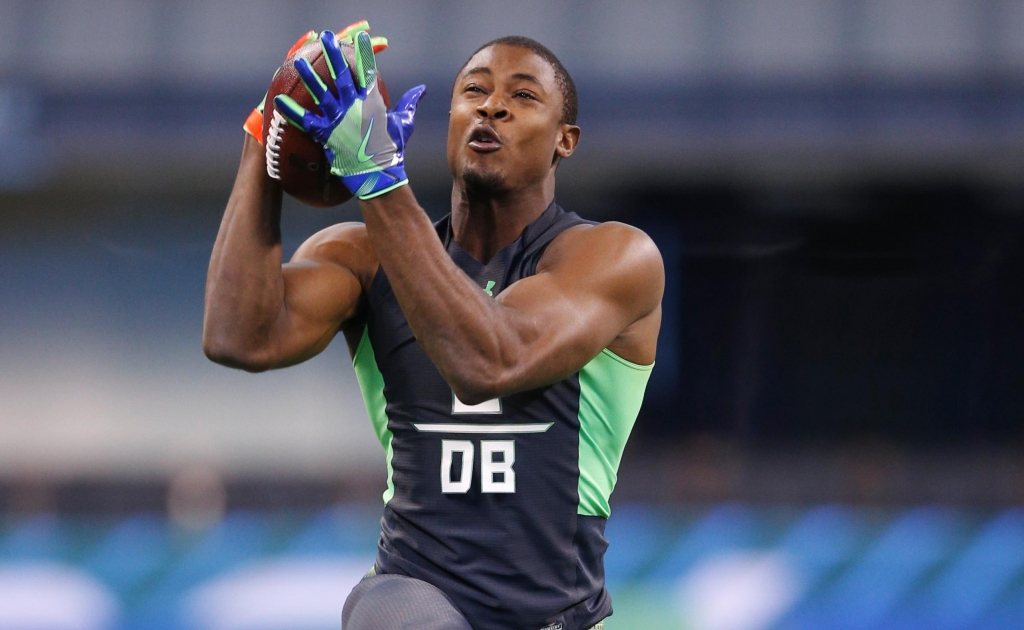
[{"xmin": 261, "ymin": 38, "xmax": 391, "ymax": 207}]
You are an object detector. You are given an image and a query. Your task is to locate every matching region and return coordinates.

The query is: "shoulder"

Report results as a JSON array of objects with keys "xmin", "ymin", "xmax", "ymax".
[
  {"xmin": 290, "ymin": 222, "xmax": 380, "ymax": 288},
  {"xmin": 539, "ymin": 221, "xmax": 664, "ymax": 313},
  {"xmin": 542, "ymin": 221, "xmax": 660, "ymax": 263},
  {"xmin": 537, "ymin": 221, "xmax": 663, "ymax": 362}
]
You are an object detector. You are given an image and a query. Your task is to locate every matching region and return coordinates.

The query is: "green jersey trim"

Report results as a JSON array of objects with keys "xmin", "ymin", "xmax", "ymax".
[
  {"xmin": 577, "ymin": 349, "xmax": 653, "ymax": 518},
  {"xmin": 597, "ymin": 347, "xmax": 655, "ymax": 371},
  {"xmin": 353, "ymin": 325, "xmax": 395, "ymax": 505}
]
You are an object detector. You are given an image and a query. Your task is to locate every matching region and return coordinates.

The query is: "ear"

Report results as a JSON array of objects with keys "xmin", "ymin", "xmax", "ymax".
[{"xmin": 555, "ymin": 123, "xmax": 580, "ymax": 159}]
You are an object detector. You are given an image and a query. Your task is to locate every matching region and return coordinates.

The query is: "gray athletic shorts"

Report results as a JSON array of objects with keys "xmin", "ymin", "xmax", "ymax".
[{"xmin": 342, "ymin": 567, "xmax": 605, "ymax": 630}]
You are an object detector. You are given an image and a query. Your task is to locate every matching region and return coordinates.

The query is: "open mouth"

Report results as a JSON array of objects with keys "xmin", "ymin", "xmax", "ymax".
[{"xmin": 468, "ymin": 125, "xmax": 502, "ymax": 153}]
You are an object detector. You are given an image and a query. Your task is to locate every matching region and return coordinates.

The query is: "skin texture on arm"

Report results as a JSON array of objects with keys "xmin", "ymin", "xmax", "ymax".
[
  {"xmin": 360, "ymin": 186, "xmax": 664, "ymax": 404},
  {"xmin": 202, "ymin": 135, "xmax": 376, "ymax": 371}
]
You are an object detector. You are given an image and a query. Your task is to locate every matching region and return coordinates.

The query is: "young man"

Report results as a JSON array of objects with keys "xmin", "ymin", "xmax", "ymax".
[{"xmin": 204, "ymin": 25, "xmax": 663, "ymax": 630}]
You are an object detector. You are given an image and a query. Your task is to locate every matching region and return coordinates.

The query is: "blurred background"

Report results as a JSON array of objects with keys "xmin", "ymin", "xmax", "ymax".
[{"xmin": 1, "ymin": 0, "xmax": 1023, "ymax": 628}]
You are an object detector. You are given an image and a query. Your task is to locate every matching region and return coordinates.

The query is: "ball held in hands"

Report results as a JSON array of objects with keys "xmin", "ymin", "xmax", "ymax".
[
  {"xmin": 274, "ymin": 30, "xmax": 426, "ymax": 200},
  {"xmin": 257, "ymin": 22, "xmax": 392, "ymax": 207}
]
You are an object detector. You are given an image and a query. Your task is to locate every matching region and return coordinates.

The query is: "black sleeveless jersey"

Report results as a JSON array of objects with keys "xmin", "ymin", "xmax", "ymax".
[{"xmin": 352, "ymin": 202, "xmax": 653, "ymax": 630}]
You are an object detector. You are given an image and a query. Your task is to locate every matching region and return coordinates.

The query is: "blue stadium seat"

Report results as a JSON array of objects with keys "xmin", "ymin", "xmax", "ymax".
[
  {"xmin": 776, "ymin": 505, "xmax": 861, "ymax": 579},
  {"xmin": 647, "ymin": 503, "xmax": 759, "ymax": 583},
  {"xmin": 783, "ymin": 506, "xmax": 962, "ymax": 630},
  {"xmin": 772, "ymin": 504, "xmax": 863, "ymax": 617},
  {"xmin": 0, "ymin": 515, "xmax": 70, "ymax": 562},
  {"xmin": 918, "ymin": 508, "xmax": 1024, "ymax": 629},
  {"xmin": 83, "ymin": 513, "xmax": 171, "ymax": 599},
  {"xmin": 961, "ymin": 590, "xmax": 1024, "ymax": 630},
  {"xmin": 766, "ymin": 505, "xmax": 866, "ymax": 630},
  {"xmin": 603, "ymin": 502, "xmax": 670, "ymax": 589},
  {"xmin": 119, "ymin": 511, "xmax": 274, "ymax": 630},
  {"xmin": 284, "ymin": 505, "xmax": 380, "ymax": 557}
]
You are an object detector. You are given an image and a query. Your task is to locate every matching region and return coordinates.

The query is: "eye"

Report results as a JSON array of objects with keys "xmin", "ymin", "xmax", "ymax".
[
  {"xmin": 514, "ymin": 91, "xmax": 536, "ymax": 100},
  {"xmin": 464, "ymin": 85, "xmax": 485, "ymax": 94}
]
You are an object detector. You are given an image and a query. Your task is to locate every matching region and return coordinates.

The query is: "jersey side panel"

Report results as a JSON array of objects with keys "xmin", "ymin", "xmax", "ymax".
[
  {"xmin": 577, "ymin": 349, "xmax": 654, "ymax": 517},
  {"xmin": 353, "ymin": 325, "xmax": 396, "ymax": 504}
]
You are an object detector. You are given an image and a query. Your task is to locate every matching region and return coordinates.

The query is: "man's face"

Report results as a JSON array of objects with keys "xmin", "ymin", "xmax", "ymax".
[{"xmin": 447, "ymin": 44, "xmax": 573, "ymax": 194}]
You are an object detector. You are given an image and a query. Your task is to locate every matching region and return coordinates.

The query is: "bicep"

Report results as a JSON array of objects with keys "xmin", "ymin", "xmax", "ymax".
[
  {"xmin": 494, "ymin": 272, "xmax": 631, "ymax": 387},
  {"xmin": 493, "ymin": 224, "xmax": 664, "ymax": 391},
  {"xmin": 263, "ymin": 224, "xmax": 372, "ymax": 368},
  {"xmin": 265, "ymin": 259, "xmax": 362, "ymax": 367}
]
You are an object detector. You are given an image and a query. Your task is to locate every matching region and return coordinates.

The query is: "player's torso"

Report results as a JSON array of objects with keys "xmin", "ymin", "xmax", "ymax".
[{"xmin": 353, "ymin": 202, "xmax": 645, "ymax": 630}]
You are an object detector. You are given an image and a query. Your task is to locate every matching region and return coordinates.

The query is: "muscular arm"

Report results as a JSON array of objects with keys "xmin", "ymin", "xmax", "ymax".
[
  {"xmin": 202, "ymin": 136, "xmax": 373, "ymax": 371},
  {"xmin": 359, "ymin": 186, "xmax": 664, "ymax": 403}
]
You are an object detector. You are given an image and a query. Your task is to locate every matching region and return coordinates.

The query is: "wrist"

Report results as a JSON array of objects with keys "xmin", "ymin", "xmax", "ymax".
[
  {"xmin": 341, "ymin": 166, "xmax": 408, "ymax": 200},
  {"xmin": 358, "ymin": 179, "xmax": 418, "ymax": 210},
  {"xmin": 239, "ymin": 134, "xmax": 282, "ymax": 192},
  {"xmin": 357, "ymin": 178, "xmax": 409, "ymax": 200}
]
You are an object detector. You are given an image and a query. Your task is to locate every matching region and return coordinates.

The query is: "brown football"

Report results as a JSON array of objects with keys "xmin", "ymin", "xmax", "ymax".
[{"xmin": 262, "ymin": 39, "xmax": 391, "ymax": 207}]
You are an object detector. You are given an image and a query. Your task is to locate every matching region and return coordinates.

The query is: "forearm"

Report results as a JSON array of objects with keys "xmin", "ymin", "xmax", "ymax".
[
  {"xmin": 360, "ymin": 187, "xmax": 525, "ymax": 400},
  {"xmin": 203, "ymin": 135, "xmax": 286, "ymax": 368}
]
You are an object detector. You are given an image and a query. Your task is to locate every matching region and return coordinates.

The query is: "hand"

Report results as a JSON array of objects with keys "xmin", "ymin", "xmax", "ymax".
[
  {"xmin": 274, "ymin": 29, "xmax": 426, "ymax": 200},
  {"xmin": 243, "ymin": 22, "xmax": 389, "ymax": 144}
]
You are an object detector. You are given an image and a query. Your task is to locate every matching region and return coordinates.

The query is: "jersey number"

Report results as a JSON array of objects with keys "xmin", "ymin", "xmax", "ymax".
[{"xmin": 441, "ymin": 439, "xmax": 515, "ymax": 493}]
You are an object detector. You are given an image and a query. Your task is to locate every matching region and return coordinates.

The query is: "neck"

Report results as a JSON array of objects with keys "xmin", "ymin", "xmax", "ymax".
[{"xmin": 450, "ymin": 172, "xmax": 555, "ymax": 264}]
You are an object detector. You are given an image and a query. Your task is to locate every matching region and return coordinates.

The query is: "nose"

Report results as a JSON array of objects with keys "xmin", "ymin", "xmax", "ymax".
[{"xmin": 476, "ymin": 95, "xmax": 509, "ymax": 120}]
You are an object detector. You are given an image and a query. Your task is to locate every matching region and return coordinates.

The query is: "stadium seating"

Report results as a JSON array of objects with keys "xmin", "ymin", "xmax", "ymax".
[{"xmin": 2, "ymin": 504, "xmax": 1023, "ymax": 630}]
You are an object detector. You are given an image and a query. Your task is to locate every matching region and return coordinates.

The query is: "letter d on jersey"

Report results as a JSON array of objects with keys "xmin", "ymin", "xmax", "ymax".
[{"xmin": 441, "ymin": 440, "xmax": 473, "ymax": 493}]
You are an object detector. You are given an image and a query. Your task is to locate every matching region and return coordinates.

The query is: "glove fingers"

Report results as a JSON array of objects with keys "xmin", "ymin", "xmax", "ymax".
[
  {"xmin": 389, "ymin": 84, "xmax": 427, "ymax": 145},
  {"xmin": 337, "ymin": 20, "xmax": 369, "ymax": 40},
  {"xmin": 320, "ymin": 30, "xmax": 347, "ymax": 82},
  {"xmin": 335, "ymin": 20, "xmax": 386, "ymax": 52},
  {"xmin": 397, "ymin": 84, "xmax": 427, "ymax": 113},
  {"xmin": 273, "ymin": 94, "xmax": 310, "ymax": 132},
  {"xmin": 285, "ymin": 30, "xmax": 318, "ymax": 60},
  {"xmin": 353, "ymin": 30, "xmax": 378, "ymax": 94},
  {"xmin": 295, "ymin": 57, "xmax": 329, "ymax": 106},
  {"xmin": 321, "ymin": 31, "xmax": 358, "ymax": 106}
]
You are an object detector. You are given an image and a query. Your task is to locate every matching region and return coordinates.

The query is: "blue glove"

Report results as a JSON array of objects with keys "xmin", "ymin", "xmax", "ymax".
[{"xmin": 274, "ymin": 29, "xmax": 426, "ymax": 200}]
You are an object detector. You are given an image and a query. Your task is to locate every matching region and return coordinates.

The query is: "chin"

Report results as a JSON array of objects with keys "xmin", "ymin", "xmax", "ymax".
[{"xmin": 461, "ymin": 166, "xmax": 508, "ymax": 197}]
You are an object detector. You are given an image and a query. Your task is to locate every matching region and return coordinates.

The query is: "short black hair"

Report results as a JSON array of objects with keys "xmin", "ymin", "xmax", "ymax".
[{"xmin": 455, "ymin": 36, "xmax": 578, "ymax": 126}]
